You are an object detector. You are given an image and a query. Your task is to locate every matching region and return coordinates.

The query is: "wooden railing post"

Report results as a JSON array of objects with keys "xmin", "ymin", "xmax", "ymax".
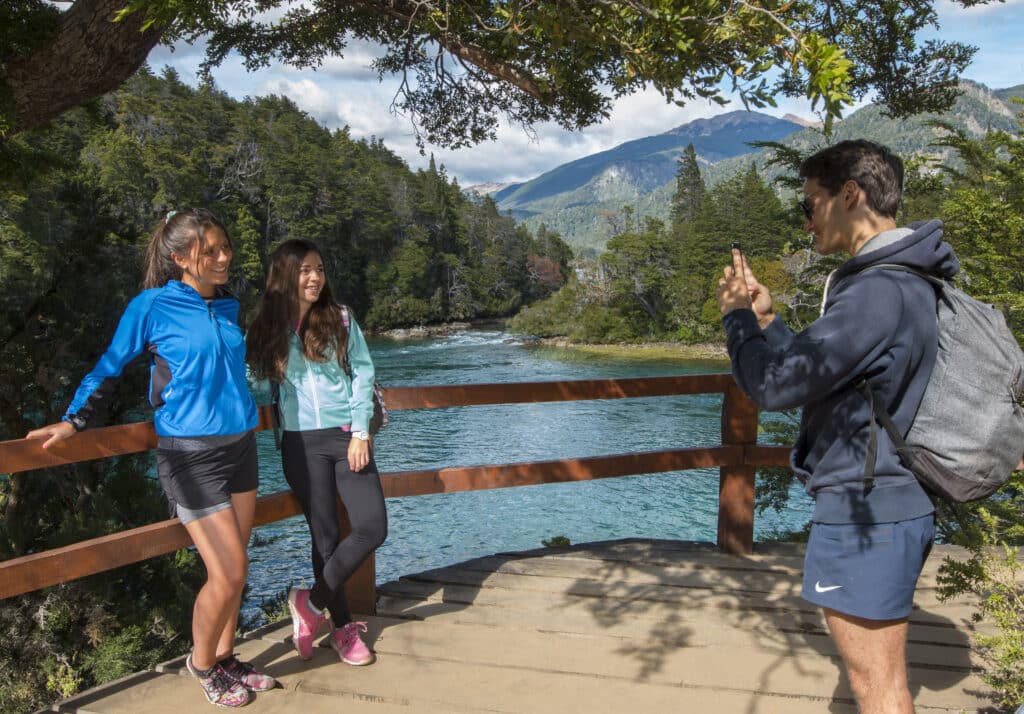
[
  {"xmin": 337, "ymin": 496, "xmax": 377, "ymax": 615},
  {"xmin": 718, "ymin": 380, "xmax": 759, "ymax": 555}
]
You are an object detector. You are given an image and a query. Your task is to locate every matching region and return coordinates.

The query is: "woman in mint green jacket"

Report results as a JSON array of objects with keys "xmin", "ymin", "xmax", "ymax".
[{"xmin": 247, "ymin": 239, "xmax": 385, "ymax": 667}]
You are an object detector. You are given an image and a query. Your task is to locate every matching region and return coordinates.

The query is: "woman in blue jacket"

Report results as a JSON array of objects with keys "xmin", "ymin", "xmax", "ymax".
[
  {"xmin": 247, "ymin": 239, "xmax": 386, "ymax": 667},
  {"xmin": 28, "ymin": 209, "xmax": 275, "ymax": 707}
]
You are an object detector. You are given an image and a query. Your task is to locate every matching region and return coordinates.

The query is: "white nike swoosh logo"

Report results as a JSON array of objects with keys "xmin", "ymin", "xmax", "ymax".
[{"xmin": 815, "ymin": 581, "xmax": 843, "ymax": 593}]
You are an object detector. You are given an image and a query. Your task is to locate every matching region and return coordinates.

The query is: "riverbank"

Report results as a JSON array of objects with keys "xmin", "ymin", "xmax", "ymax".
[
  {"xmin": 376, "ymin": 318, "xmax": 502, "ymax": 340},
  {"xmin": 532, "ymin": 338, "xmax": 730, "ymax": 362},
  {"xmin": 375, "ymin": 321, "xmax": 730, "ymax": 362}
]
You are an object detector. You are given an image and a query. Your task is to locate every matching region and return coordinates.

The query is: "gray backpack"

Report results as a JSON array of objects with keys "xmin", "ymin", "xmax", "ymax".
[{"xmin": 857, "ymin": 264, "xmax": 1024, "ymax": 502}]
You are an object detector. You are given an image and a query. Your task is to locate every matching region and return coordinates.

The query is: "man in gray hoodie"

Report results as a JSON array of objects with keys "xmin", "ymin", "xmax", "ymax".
[{"xmin": 716, "ymin": 140, "xmax": 958, "ymax": 713}]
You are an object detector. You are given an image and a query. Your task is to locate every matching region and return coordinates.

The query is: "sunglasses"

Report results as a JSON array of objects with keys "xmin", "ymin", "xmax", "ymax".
[{"xmin": 798, "ymin": 197, "xmax": 814, "ymax": 220}]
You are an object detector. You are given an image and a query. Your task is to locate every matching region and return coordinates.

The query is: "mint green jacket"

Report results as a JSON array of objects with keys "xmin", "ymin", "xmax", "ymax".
[{"xmin": 278, "ymin": 312, "xmax": 375, "ymax": 433}]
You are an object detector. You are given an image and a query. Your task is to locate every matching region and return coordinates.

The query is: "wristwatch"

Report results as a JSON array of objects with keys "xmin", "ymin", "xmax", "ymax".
[
  {"xmin": 63, "ymin": 414, "xmax": 87, "ymax": 431},
  {"xmin": 351, "ymin": 430, "xmax": 370, "ymax": 441}
]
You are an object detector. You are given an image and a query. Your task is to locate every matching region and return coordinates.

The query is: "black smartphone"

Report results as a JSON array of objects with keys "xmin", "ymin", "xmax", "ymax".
[{"xmin": 730, "ymin": 241, "xmax": 742, "ymax": 251}]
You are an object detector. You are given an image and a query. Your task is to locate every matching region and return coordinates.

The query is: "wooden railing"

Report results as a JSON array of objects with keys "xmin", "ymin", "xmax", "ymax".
[{"xmin": 0, "ymin": 375, "xmax": 791, "ymax": 612}]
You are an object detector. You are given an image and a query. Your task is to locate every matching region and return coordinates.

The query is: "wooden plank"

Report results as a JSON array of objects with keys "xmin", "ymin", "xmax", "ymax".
[
  {"xmin": 380, "ymin": 374, "xmax": 735, "ymax": 409},
  {"xmin": 2, "ymin": 375, "xmax": 736, "ymax": 475},
  {"xmin": 183, "ymin": 635, "xmax": 862, "ymax": 714},
  {"xmin": 51, "ymin": 539, "xmax": 989, "ymax": 713},
  {"xmin": 381, "ymin": 446, "xmax": 740, "ymax": 497},
  {"xmin": 0, "ymin": 422, "xmax": 158, "ymax": 474},
  {"xmin": 746, "ymin": 444, "xmax": 792, "ymax": 467},
  {"xmin": 350, "ymin": 618, "xmax": 986, "ymax": 708},
  {"xmin": 387, "ymin": 564, "xmax": 983, "ymax": 629},
  {"xmin": 0, "ymin": 491, "xmax": 302, "ymax": 600},
  {"xmin": 375, "ymin": 592, "xmax": 979, "ymax": 648},
  {"xmin": 0, "ymin": 409, "xmax": 275, "ymax": 475},
  {"xmin": 54, "ymin": 669, "xmax": 482, "ymax": 713}
]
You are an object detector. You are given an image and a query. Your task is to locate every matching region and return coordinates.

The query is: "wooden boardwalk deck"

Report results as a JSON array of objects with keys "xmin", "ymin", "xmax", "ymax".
[{"xmin": 50, "ymin": 540, "xmax": 995, "ymax": 714}]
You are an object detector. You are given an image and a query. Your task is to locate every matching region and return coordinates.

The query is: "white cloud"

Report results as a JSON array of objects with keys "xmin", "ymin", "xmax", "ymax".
[{"xmin": 303, "ymin": 40, "xmax": 388, "ymax": 79}]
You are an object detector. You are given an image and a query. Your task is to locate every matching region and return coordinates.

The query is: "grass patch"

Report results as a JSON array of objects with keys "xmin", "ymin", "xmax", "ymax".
[{"xmin": 532, "ymin": 340, "xmax": 729, "ymax": 363}]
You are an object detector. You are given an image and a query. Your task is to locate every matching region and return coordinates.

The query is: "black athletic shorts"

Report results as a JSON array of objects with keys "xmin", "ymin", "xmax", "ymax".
[{"xmin": 156, "ymin": 431, "xmax": 258, "ymax": 524}]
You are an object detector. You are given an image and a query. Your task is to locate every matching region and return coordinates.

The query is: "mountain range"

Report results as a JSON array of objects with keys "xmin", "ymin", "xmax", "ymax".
[{"xmin": 480, "ymin": 81, "xmax": 1023, "ymax": 253}]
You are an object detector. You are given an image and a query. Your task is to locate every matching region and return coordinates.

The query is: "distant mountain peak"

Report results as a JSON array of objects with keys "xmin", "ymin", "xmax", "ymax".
[
  {"xmin": 492, "ymin": 110, "xmax": 802, "ymax": 208},
  {"xmin": 781, "ymin": 113, "xmax": 823, "ymax": 129},
  {"xmin": 465, "ymin": 181, "xmax": 517, "ymax": 196}
]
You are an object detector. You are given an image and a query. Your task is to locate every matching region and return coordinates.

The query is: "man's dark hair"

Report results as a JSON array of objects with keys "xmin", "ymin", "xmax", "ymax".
[{"xmin": 799, "ymin": 140, "xmax": 904, "ymax": 219}]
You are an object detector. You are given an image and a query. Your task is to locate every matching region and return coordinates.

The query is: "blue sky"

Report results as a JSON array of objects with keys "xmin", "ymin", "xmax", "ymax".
[{"xmin": 149, "ymin": 0, "xmax": 1024, "ymax": 187}]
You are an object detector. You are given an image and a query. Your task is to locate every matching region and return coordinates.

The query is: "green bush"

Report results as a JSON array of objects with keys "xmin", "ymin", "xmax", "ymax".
[
  {"xmin": 938, "ymin": 539, "xmax": 1024, "ymax": 711},
  {"xmin": 936, "ymin": 473, "xmax": 1024, "ymax": 711}
]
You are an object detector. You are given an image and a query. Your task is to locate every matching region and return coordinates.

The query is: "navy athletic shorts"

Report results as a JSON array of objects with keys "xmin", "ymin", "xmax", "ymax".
[
  {"xmin": 801, "ymin": 514, "xmax": 935, "ymax": 620},
  {"xmin": 156, "ymin": 431, "xmax": 258, "ymax": 524}
]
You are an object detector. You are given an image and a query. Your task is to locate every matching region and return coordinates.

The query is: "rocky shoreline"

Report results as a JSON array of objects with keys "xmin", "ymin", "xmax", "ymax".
[{"xmin": 375, "ymin": 319, "xmax": 495, "ymax": 340}]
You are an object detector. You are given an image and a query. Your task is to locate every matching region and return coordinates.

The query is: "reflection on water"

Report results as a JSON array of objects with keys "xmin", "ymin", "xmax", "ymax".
[{"xmin": 244, "ymin": 326, "xmax": 811, "ymax": 623}]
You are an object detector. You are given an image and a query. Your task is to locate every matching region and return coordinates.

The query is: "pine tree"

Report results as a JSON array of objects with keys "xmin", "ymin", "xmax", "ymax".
[{"xmin": 670, "ymin": 144, "xmax": 705, "ymax": 231}]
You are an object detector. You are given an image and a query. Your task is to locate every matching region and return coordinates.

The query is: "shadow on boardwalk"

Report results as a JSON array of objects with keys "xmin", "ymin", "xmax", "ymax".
[{"xmin": 53, "ymin": 539, "xmax": 995, "ymax": 714}]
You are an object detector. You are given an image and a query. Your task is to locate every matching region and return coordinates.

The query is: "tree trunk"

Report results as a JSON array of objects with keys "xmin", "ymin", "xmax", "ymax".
[{"xmin": 3, "ymin": 0, "xmax": 166, "ymax": 134}]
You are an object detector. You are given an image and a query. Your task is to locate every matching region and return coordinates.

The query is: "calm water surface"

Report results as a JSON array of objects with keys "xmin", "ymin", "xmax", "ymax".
[{"xmin": 244, "ymin": 327, "xmax": 811, "ymax": 623}]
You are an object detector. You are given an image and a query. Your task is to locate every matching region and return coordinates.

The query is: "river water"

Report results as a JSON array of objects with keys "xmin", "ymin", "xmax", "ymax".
[{"xmin": 243, "ymin": 327, "xmax": 812, "ymax": 623}]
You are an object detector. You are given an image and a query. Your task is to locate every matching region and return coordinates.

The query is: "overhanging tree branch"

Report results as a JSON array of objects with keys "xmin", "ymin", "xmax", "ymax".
[{"xmin": 2, "ymin": 0, "xmax": 165, "ymax": 135}]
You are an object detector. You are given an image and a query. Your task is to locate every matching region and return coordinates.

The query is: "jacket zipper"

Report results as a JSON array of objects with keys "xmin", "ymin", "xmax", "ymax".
[{"xmin": 301, "ymin": 348, "xmax": 323, "ymax": 428}]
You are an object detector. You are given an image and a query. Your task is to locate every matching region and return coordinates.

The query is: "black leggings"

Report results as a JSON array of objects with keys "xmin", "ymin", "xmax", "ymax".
[{"xmin": 281, "ymin": 428, "xmax": 388, "ymax": 625}]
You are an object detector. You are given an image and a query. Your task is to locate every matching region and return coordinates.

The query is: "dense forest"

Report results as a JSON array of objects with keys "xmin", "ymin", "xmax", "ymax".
[{"xmin": 0, "ymin": 67, "xmax": 571, "ymax": 713}]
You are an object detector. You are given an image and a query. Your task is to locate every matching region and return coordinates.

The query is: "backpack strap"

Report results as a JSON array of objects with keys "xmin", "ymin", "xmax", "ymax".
[
  {"xmin": 856, "ymin": 263, "xmax": 946, "ymax": 289},
  {"xmin": 850, "ymin": 264, "xmax": 941, "ymax": 491},
  {"xmin": 339, "ymin": 306, "xmax": 353, "ymax": 379},
  {"xmin": 270, "ymin": 380, "xmax": 282, "ymax": 451},
  {"xmin": 856, "ymin": 377, "xmax": 914, "ymax": 491}
]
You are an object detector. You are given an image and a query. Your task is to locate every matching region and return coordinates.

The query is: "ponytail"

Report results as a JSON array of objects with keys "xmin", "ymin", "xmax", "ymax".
[{"xmin": 143, "ymin": 209, "xmax": 230, "ymax": 289}]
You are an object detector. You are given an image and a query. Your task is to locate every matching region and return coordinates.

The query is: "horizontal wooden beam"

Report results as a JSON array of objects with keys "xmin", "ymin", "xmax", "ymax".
[
  {"xmin": 0, "ymin": 374, "xmax": 734, "ymax": 475},
  {"xmin": 0, "ymin": 421, "xmax": 159, "ymax": 475},
  {"xmin": 381, "ymin": 374, "xmax": 736, "ymax": 410},
  {"xmin": 380, "ymin": 446, "xmax": 740, "ymax": 497},
  {"xmin": 745, "ymin": 445, "xmax": 792, "ymax": 468},
  {"xmin": 0, "ymin": 443, "xmax": 764, "ymax": 600},
  {"xmin": 0, "ymin": 409, "xmax": 277, "ymax": 475}
]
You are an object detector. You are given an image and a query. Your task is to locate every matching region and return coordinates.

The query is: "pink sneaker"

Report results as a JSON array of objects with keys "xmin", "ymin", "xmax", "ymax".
[
  {"xmin": 287, "ymin": 588, "xmax": 327, "ymax": 660},
  {"xmin": 330, "ymin": 622, "xmax": 374, "ymax": 666}
]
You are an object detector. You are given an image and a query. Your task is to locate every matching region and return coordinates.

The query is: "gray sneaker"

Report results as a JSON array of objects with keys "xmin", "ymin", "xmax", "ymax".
[{"xmin": 186, "ymin": 653, "xmax": 251, "ymax": 707}]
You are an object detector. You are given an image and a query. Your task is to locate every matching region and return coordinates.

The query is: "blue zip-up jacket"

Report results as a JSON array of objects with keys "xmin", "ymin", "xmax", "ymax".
[
  {"xmin": 64, "ymin": 280, "xmax": 258, "ymax": 438},
  {"xmin": 722, "ymin": 220, "xmax": 959, "ymax": 524},
  {"xmin": 278, "ymin": 308, "xmax": 375, "ymax": 433}
]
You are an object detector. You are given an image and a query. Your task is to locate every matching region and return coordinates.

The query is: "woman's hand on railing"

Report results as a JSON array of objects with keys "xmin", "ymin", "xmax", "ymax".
[{"xmin": 26, "ymin": 421, "xmax": 76, "ymax": 449}]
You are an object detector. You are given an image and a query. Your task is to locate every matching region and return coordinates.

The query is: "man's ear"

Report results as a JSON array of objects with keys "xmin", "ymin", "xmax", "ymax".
[{"xmin": 843, "ymin": 180, "xmax": 859, "ymax": 207}]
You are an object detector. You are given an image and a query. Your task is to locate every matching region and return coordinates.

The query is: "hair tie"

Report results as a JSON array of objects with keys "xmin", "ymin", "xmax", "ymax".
[{"xmin": 165, "ymin": 210, "xmax": 178, "ymax": 224}]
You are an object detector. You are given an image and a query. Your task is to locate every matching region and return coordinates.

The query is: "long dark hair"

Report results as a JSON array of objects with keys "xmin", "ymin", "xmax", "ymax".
[
  {"xmin": 246, "ymin": 239, "xmax": 348, "ymax": 382},
  {"xmin": 143, "ymin": 208, "xmax": 231, "ymax": 289}
]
